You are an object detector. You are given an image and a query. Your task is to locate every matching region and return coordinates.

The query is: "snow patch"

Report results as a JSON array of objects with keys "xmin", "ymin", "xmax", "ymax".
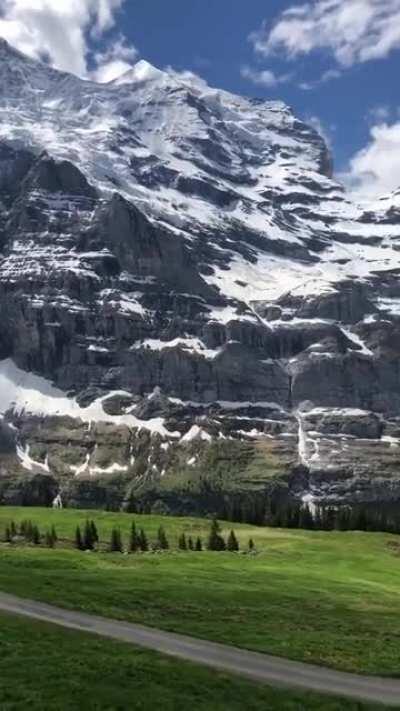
[
  {"xmin": 17, "ymin": 444, "xmax": 50, "ymax": 474},
  {"xmin": 0, "ymin": 359, "xmax": 180, "ymax": 438},
  {"xmin": 181, "ymin": 425, "xmax": 212, "ymax": 442}
]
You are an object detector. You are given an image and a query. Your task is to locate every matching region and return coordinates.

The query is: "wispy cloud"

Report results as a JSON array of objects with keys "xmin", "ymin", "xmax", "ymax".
[
  {"xmin": 306, "ymin": 115, "xmax": 334, "ymax": 149},
  {"xmin": 0, "ymin": 0, "xmax": 137, "ymax": 81},
  {"xmin": 240, "ymin": 65, "xmax": 292, "ymax": 88},
  {"xmin": 92, "ymin": 34, "xmax": 138, "ymax": 82},
  {"xmin": 365, "ymin": 105, "xmax": 392, "ymax": 124},
  {"xmin": 251, "ymin": 0, "xmax": 400, "ymax": 69},
  {"xmin": 299, "ymin": 68, "xmax": 342, "ymax": 91}
]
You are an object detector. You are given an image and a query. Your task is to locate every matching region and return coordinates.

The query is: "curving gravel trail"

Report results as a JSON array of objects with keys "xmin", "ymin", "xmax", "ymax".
[{"xmin": 0, "ymin": 591, "xmax": 399, "ymax": 705}]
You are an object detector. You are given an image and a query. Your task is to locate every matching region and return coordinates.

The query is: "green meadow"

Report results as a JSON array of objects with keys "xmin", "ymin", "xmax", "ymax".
[
  {"xmin": 0, "ymin": 613, "xmax": 386, "ymax": 711},
  {"xmin": 1, "ymin": 507, "xmax": 400, "ymax": 676}
]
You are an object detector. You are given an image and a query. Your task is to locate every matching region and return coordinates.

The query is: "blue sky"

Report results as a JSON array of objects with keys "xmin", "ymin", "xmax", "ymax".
[{"xmin": 0, "ymin": 0, "xmax": 399, "ymax": 198}]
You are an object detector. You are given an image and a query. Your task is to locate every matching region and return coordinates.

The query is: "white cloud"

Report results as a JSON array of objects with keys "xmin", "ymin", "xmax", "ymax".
[
  {"xmin": 251, "ymin": 0, "xmax": 400, "ymax": 68},
  {"xmin": 306, "ymin": 115, "xmax": 334, "ymax": 148},
  {"xmin": 366, "ymin": 105, "xmax": 392, "ymax": 123},
  {"xmin": 299, "ymin": 68, "xmax": 342, "ymax": 90},
  {"xmin": 93, "ymin": 35, "xmax": 137, "ymax": 82},
  {"xmin": 0, "ymin": 0, "xmax": 137, "ymax": 81},
  {"xmin": 240, "ymin": 65, "xmax": 292, "ymax": 88},
  {"xmin": 341, "ymin": 120, "xmax": 400, "ymax": 199}
]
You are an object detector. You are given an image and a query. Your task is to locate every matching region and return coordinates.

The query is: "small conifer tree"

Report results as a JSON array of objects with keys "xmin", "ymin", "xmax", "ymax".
[
  {"xmin": 75, "ymin": 526, "xmax": 83, "ymax": 551},
  {"xmin": 4, "ymin": 525, "xmax": 11, "ymax": 543},
  {"xmin": 90, "ymin": 520, "xmax": 99, "ymax": 544},
  {"xmin": 45, "ymin": 530, "xmax": 55, "ymax": 548},
  {"xmin": 25, "ymin": 520, "xmax": 34, "ymax": 541},
  {"xmin": 299, "ymin": 504, "xmax": 314, "ymax": 530},
  {"xmin": 227, "ymin": 530, "xmax": 239, "ymax": 552},
  {"xmin": 188, "ymin": 537, "xmax": 194, "ymax": 551},
  {"xmin": 83, "ymin": 520, "xmax": 94, "ymax": 550},
  {"xmin": 129, "ymin": 521, "xmax": 140, "ymax": 552},
  {"xmin": 110, "ymin": 527, "xmax": 123, "ymax": 553},
  {"xmin": 248, "ymin": 538, "xmax": 255, "ymax": 552},
  {"xmin": 32, "ymin": 525, "xmax": 41, "ymax": 545},
  {"xmin": 139, "ymin": 528, "xmax": 148, "ymax": 552},
  {"xmin": 207, "ymin": 518, "xmax": 226, "ymax": 551},
  {"xmin": 157, "ymin": 526, "xmax": 169, "ymax": 550},
  {"xmin": 195, "ymin": 536, "xmax": 203, "ymax": 551},
  {"xmin": 50, "ymin": 525, "xmax": 58, "ymax": 543},
  {"xmin": 10, "ymin": 521, "xmax": 17, "ymax": 538},
  {"xmin": 178, "ymin": 533, "xmax": 187, "ymax": 550}
]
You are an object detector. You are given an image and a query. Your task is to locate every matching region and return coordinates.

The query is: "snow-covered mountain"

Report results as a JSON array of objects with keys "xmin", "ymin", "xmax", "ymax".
[{"xmin": 1, "ymin": 38, "xmax": 400, "ymax": 512}]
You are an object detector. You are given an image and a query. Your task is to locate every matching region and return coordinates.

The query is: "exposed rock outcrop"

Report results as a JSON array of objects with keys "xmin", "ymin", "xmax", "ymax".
[{"xmin": 0, "ymin": 41, "xmax": 400, "ymax": 512}]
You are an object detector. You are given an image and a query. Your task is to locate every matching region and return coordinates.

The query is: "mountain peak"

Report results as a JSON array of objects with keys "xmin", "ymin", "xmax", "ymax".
[
  {"xmin": 0, "ymin": 36, "xmax": 19, "ymax": 59},
  {"xmin": 111, "ymin": 59, "xmax": 164, "ymax": 86},
  {"xmin": 0, "ymin": 36, "xmax": 33, "ymax": 62}
]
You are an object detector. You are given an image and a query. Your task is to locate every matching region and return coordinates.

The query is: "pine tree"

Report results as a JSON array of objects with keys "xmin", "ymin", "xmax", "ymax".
[
  {"xmin": 299, "ymin": 504, "xmax": 314, "ymax": 530},
  {"xmin": 32, "ymin": 525, "xmax": 41, "ymax": 545},
  {"xmin": 10, "ymin": 521, "xmax": 17, "ymax": 538},
  {"xmin": 379, "ymin": 510, "xmax": 389, "ymax": 534},
  {"xmin": 313, "ymin": 507, "xmax": 323, "ymax": 531},
  {"xmin": 188, "ymin": 537, "xmax": 194, "ymax": 551},
  {"xmin": 352, "ymin": 507, "xmax": 368, "ymax": 532},
  {"xmin": 336, "ymin": 507, "xmax": 350, "ymax": 531},
  {"xmin": 178, "ymin": 533, "xmax": 187, "ymax": 550},
  {"xmin": 25, "ymin": 520, "xmax": 34, "ymax": 541},
  {"xmin": 45, "ymin": 529, "xmax": 55, "ymax": 548},
  {"xmin": 321, "ymin": 507, "xmax": 336, "ymax": 531},
  {"xmin": 90, "ymin": 520, "xmax": 99, "ymax": 544},
  {"xmin": 227, "ymin": 530, "xmax": 239, "ymax": 552},
  {"xmin": 207, "ymin": 518, "xmax": 226, "ymax": 551},
  {"xmin": 139, "ymin": 528, "xmax": 148, "ymax": 552},
  {"xmin": 83, "ymin": 520, "xmax": 94, "ymax": 550},
  {"xmin": 157, "ymin": 526, "xmax": 169, "ymax": 550},
  {"xmin": 129, "ymin": 521, "xmax": 140, "ymax": 552},
  {"xmin": 110, "ymin": 527, "xmax": 123, "ymax": 553},
  {"xmin": 4, "ymin": 525, "xmax": 11, "ymax": 543},
  {"xmin": 19, "ymin": 520, "xmax": 27, "ymax": 537},
  {"xmin": 195, "ymin": 537, "xmax": 203, "ymax": 551},
  {"xmin": 248, "ymin": 538, "xmax": 255, "ymax": 552},
  {"xmin": 75, "ymin": 525, "xmax": 84, "ymax": 551},
  {"xmin": 50, "ymin": 525, "xmax": 58, "ymax": 543},
  {"xmin": 286, "ymin": 503, "xmax": 301, "ymax": 529}
]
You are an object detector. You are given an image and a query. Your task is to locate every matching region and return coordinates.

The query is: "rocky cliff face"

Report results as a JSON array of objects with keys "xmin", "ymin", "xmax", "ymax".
[{"xmin": 1, "ymin": 40, "xmax": 400, "ymax": 512}]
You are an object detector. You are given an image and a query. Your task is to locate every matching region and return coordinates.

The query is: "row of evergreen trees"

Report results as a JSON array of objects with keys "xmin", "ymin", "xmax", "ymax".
[
  {"xmin": 3, "ymin": 519, "xmax": 58, "ymax": 547},
  {"xmin": 2, "ymin": 518, "xmax": 250, "ymax": 554},
  {"xmin": 5, "ymin": 502, "xmax": 398, "ymax": 551},
  {"xmin": 217, "ymin": 495, "xmax": 400, "ymax": 535},
  {"xmin": 75, "ymin": 519, "xmax": 248, "ymax": 553},
  {"xmin": 264, "ymin": 502, "xmax": 400, "ymax": 534}
]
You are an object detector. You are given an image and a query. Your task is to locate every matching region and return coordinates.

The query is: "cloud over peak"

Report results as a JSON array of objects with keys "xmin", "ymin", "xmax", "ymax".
[{"xmin": 0, "ymin": 0, "xmax": 137, "ymax": 81}]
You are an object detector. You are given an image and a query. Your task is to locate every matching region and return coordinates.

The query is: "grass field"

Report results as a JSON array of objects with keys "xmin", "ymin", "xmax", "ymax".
[
  {"xmin": 1, "ymin": 507, "xmax": 400, "ymax": 676},
  {"xmin": 0, "ymin": 613, "xmax": 387, "ymax": 711}
]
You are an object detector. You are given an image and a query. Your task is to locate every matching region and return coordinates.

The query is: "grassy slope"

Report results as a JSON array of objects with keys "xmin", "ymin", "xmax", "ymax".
[
  {"xmin": 0, "ymin": 613, "xmax": 386, "ymax": 711},
  {"xmin": 1, "ymin": 507, "xmax": 400, "ymax": 675}
]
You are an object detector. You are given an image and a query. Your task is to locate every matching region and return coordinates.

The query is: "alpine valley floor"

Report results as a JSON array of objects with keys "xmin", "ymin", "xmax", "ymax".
[{"xmin": 2, "ymin": 507, "xmax": 400, "ymax": 677}]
